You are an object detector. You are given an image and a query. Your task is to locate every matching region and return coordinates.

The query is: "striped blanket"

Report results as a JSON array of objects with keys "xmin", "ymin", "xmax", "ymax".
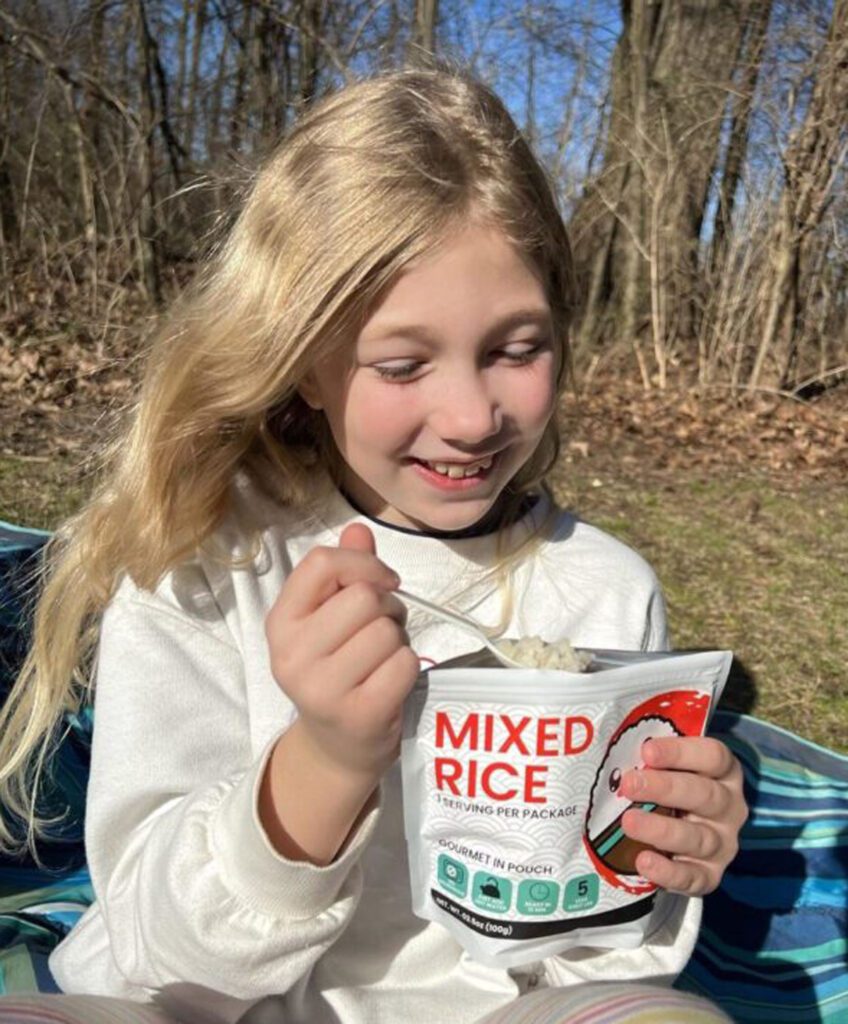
[
  {"xmin": 1, "ymin": 520, "xmax": 846, "ymax": 1021},
  {"xmin": 675, "ymin": 710, "xmax": 848, "ymax": 1023}
]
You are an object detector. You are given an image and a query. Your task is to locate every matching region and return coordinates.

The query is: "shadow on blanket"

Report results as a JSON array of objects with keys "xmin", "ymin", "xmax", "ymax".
[{"xmin": 1, "ymin": 521, "xmax": 846, "ymax": 1022}]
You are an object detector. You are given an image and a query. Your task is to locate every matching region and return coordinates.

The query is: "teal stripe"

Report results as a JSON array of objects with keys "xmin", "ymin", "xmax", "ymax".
[
  {"xmin": 750, "ymin": 805, "xmax": 848, "ymax": 820},
  {"xmin": 695, "ymin": 941, "xmax": 844, "ymax": 981},
  {"xmin": 722, "ymin": 874, "xmax": 847, "ymax": 911},
  {"xmin": 596, "ymin": 828, "xmax": 624, "ymax": 857},
  {"xmin": 749, "ymin": 811, "xmax": 847, "ymax": 827},
  {"xmin": 679, "ymin": 972, "xmax": 846, "ymax": 1023},
  {"xmin": 595, "ymin": 803, "xmax": 657, "ymax": 857},
  {"xmin": 722, "ymin": 713, "xmax": 848, "ymax": 765},
  {"xmin": 737, "ymin": 761, "xmax": 847, "ymax": 790},
  {"xmin": 0, "ymin": 521, "xmax": 51, "ymax": 538},
  {"xmin": 720, "ymin": 997, "xmax": 845, "ymax": 1024},
  {"xmin": 744, "ymin": 819, "xmax": 847, "ymax": 836},
  {"xmin": 753, "ymin": 777, "xmax": 848, "ymax": 799},
  {"xmin": 740, "ymin": 832, "xmax": 848, "ymax": 850},
  {"xmin": 742, "ymin": 759, "xmax": 848, "ymax": 789},
  {"xmin": 737, "ymin": 760, "xmax": 848, "ymax": 794},
  {"xmin": 697, "ymin": 928, "xmax": 846, "ymax": 966}
]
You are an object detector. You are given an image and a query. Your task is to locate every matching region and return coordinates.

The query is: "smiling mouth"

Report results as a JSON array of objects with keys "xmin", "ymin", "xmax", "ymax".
[{"xmin": 414, "ymin": 455, "xmax": 495, "ymax": 479}]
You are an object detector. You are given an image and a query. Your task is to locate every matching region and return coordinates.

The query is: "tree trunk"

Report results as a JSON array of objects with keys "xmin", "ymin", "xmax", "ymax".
[
  {"xmin": 569, "ymin": 0, "xmax": 749, "ymax": 380},
  {"xmin": 411, "ymin": 0, "xmax": 439, "ymax": 57},
  {"xmin": 0, "ymin": 38, "xmax": 19, "ymax": 249},
  {"xmin": 136, "ymin": 0, "xmax": 162, "ymax": 306},
  {"xmin": 229, "ymin": 1, "xmax": 254, "ymax": 153},
  {"xmin": 709, "ymin": 0, "xmax": 772, "ymax": 274},
  {"xmin": 184, "ymin": 0, "xmax": 207, "ymax": 158},
  {"xmin": 207, "ymin": 9, "xmax": 230, "ymax": 158},
  {"xmin": 298, "ymin": 0, "xmax": 322, "ymax": 109},
  {"xmin": 749, "ymin": 0, "xmax": 848, "ymax": 388}
]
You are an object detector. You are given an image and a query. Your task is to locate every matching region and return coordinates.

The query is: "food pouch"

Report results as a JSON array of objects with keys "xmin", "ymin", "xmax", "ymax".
[{"xmin": 401, "ymin": 648, "xmax": 731, "ymax": 968}]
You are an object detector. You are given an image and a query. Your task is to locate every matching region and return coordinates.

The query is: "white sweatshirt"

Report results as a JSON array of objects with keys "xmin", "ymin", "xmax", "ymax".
[{"xmin": 50, "ymin": 478, "xmax": 701, "ymax": 1024}]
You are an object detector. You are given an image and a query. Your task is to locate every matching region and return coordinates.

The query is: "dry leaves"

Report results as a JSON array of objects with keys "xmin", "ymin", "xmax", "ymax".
[
  {"xmin": 563, "ymin": 379, "xmax": 848, "ymax": 483},
  {"xmin": 2, "ymin": 312, "xmax": 846, "ymax": 488}
]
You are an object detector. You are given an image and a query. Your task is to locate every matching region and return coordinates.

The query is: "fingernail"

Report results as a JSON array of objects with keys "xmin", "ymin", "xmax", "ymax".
[
  {"xmin": 639, "ymin": 851, "xmax": 655, "ymax": 872},
  {"xmin": 390, "ymin": 572, "xmax": 402, "ymax": 587}
]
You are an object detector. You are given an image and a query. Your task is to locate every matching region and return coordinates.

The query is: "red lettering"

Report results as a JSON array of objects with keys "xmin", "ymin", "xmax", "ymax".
[
  {"xmin": 536, "ymin": 718, "xmax": 559, "ymax": 756},
  {"xmin": 481, "ymin": 762, "xmax": 519, "ymax": 800},
  {"xmin": 524, "ymin": 764, "xmax": 548, "ymax": 802},
  {"xmin": 484, "ymin": 714, "xmax": 494, "ymax": 750},
  {"xmin": 467, "ymin": 758, "xmax": 478, "ymax": 797},
  {"xmin": 434, "ymin": 757, "xmax": 462, "ymax": 794},
  {"xmin": 564, "ymin": 716, "xmax": 594, "ymax": 754},
  {"xmin": 434, "ymin": 758, "xmax": 549, "ymax": 803},
  {"xmin": 435, "ymin": 712, "xmax": 479, "ymax": 750},
  {"xmin": 498, "ymin": 715, "xmax": 531, "ymax": 755}
]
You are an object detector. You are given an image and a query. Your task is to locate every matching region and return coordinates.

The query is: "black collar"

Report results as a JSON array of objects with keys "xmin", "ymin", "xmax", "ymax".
[{"xmin": 340, "ymin": 490, "xmax": 541, "ymax": 540}]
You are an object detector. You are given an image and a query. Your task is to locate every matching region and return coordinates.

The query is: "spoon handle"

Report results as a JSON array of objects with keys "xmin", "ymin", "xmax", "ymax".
[
  {"xmin": 396, "ymin": 588, "xmax": 508, "ymax": 663},
  {"xmin": 396, "ymin": 588, "xmax": 482, "ymax": 637}
]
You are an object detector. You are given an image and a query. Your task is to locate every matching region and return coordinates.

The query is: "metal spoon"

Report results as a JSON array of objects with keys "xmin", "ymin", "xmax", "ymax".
[{"xmin": 395, "ymin": 588, "xmax": 524, "ymax": 668}]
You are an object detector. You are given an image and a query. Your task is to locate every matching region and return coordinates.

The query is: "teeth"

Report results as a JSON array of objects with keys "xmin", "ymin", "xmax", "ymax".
[{"xmin": 427, "ymin": 456, "xmax": 493, "ymax": 478}]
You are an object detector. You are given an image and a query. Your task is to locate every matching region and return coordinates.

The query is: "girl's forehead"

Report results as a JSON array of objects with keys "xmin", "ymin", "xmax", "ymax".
[{"xmin": 359, "ymin": 223, "xmax": 550, "ymax": 340}]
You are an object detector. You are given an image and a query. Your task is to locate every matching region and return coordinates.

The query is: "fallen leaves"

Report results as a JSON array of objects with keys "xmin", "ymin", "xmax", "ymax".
[{"xmin": 561, "ymin": 378, "xmax": 848, "ymax": 484}]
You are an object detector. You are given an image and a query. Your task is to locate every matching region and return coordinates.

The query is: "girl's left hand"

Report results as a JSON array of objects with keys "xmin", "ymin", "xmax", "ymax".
[{"xmin": 620, "ymin": 736, "xmax": 748, "ymax": 896}]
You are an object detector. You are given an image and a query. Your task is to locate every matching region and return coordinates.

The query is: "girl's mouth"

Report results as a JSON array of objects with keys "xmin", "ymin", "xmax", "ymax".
[{"xmin": 410, "ymin": 454, "xmax": 497, "ymax": 489}]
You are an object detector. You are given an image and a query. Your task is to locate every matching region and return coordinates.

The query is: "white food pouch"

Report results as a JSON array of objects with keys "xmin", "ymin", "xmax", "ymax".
[{"xmin": 401, "ymin": 648, "xmax": 731, "ymax": 968}]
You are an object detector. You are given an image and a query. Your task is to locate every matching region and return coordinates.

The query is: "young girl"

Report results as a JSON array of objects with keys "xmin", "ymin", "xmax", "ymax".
[{"xmin": 0, "ymin": 67, "xmax": 745, "ymax": 1024}]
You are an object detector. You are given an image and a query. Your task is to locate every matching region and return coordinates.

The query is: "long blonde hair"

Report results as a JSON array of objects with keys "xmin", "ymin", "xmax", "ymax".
[{"xmin": 0, "ymin": 64, "xmax": 576, "ymax": 859}]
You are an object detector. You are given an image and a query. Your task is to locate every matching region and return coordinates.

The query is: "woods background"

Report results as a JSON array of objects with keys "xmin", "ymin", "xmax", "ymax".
[
  {"xmin": 0, "ymin": 0, "xmax": 846, "ymax": 747},
  {"xmin": 1, "ymin": 0, "xmax": 846, "ymax": 397}
]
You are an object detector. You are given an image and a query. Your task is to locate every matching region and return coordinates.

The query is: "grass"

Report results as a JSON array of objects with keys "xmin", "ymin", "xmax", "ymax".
[
  {"xmin": 551, "ymin": 465, "xmax": 848, "ymax": 754},
  {"xmin": 0, "ymin": 452, "xmax": 90, "ymax": 529},
  {"xmin": 3, "ymin": 449, "xmax": 846, "ymax": 754}
]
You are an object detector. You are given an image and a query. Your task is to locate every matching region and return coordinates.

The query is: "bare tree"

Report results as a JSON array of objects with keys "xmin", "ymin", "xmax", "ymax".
[
  {"xmin": 750, "ymin": 0, "xmax": 848, "ymax": 389},
  {"xmin": 411, "ymin": 0, "xmax": 439, "ymax": 56},
  {"xmin": 569, "ymin": 0, "xmax": 755, "ymax": 385},
  {"xmin": 709, "ymin": 0, "xmax": 773, "ymax": 274},
  {"xmin": 0, "ymin": 0, "xmax": 843, "ymax": 405}
]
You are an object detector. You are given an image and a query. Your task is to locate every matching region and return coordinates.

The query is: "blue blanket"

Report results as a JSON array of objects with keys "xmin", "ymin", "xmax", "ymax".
[
  {"xmin": 1, "ymin": 521, "xmax": 846, "ymax": 1021},
  {"xmin": 676, "ymin": 711, "xmax": 848, "ymax": 1023}
]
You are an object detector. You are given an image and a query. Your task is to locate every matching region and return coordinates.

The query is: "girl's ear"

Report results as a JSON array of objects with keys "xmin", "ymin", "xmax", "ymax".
[{"xmin": 297, "ymin": 372, "xmax": 324, "ymax": 411}]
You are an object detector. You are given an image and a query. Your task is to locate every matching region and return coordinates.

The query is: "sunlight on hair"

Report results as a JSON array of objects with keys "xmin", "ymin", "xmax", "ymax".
[{"xmin": 0, "ymin": 63, "xmax": 576, "ymax": 860}]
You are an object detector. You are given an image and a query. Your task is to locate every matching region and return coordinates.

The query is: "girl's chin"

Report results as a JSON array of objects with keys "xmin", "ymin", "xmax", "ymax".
[
  {"xmin": 395, "ymin": 491, "xmax": 509, "ymax": 534},
  {"xmin": 342, "ymin": 463, "xmax": 516, "ymax": 533},
  {"xmin": 360, "ymin": 494, "xmax": 497, "ymax": 533}
]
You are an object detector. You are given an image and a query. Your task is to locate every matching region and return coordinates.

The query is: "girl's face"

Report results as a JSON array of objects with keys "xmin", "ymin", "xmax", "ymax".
[{"xmin": 300, "ymin": 222, "xmax": 558, "ymax": 533}]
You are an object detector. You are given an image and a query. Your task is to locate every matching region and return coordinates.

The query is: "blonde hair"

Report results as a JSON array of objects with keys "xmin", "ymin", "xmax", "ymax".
[{"xmin": 0, "ymin": 63, "xmax": 576, "ymax": 859}]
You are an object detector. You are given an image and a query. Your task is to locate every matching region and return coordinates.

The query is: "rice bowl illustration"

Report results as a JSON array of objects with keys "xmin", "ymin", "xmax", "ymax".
[{"xmin": 583, "ymin": 690, "xmax": 712, "ymax": 895}]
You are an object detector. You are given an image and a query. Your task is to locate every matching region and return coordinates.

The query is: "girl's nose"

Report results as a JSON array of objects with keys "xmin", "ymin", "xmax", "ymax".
[{"xmin": 429, "ymin": 374, "xmax": 502, "ymax": 444}]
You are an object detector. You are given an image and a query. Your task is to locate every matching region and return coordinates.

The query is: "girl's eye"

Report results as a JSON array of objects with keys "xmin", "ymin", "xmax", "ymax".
[
  {"xmin": 497, "ymin": 342, "xmax": 545, "ymax": 365},
  {"xmin": 609, "ymin": 768, "xmax": 622, "ymax": 793},
  {"xmin": 372, "ymin": 361, "xmax": 422, "ymax": 381}
]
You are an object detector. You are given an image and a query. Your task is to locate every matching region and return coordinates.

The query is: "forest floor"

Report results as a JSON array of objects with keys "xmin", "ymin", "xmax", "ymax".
[{"xmin": 1, "ymin": 334, "xmax": 847, "ymax": 753}]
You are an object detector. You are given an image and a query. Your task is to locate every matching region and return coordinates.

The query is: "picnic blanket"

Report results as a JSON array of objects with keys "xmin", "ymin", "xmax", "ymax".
[{"xmin": 1, "ymin": 520, "xmax": 846, "ymax": 1022}]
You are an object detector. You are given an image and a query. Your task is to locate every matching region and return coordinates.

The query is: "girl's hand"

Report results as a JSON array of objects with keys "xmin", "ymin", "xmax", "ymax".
[
  {"xmin": 620, "ymin": 736, "xmax": 748, "ymax": 896},
  {"xmin": 265, "ymin": 522, "xmax": 420, "ymax": 786}
]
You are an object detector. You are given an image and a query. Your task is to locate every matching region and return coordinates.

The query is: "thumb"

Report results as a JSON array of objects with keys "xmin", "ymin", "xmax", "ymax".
[{"xmin": 338, "ymin": 522, "xmax": 377, "ymax": 554}]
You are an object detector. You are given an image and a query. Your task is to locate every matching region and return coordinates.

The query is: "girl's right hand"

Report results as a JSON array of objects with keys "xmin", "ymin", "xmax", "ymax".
[{"xmin": 264, "ymin": 523, "xmax": 420, "ymax": 787}]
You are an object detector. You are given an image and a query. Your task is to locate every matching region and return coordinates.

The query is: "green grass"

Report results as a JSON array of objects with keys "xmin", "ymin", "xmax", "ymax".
[
  {"xmin": 3, "ymin": 450, "xmax": 845, "ymax": 754},
  {"xmin": 0, "ymin": 453, "xmax": 90, "ymax": 528},
  {"xmin": 551, "ymin": 466, "xmax": 848, "ymax": 753}
]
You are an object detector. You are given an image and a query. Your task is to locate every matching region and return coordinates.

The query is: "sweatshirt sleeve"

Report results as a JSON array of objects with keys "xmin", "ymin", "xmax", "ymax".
[
  {"xmin": 641, "ymin": 584, "xmax": 670, "ymax": 653},
  {"xmin": 57, "ymin": 581, "xmax": 380, "ymax": 1002}
]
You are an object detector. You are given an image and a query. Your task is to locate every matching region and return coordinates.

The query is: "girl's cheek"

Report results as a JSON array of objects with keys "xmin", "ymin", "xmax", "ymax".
[{"xmin": 519, "ymin": 364, "xmax": 558, "ymax": 424}]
